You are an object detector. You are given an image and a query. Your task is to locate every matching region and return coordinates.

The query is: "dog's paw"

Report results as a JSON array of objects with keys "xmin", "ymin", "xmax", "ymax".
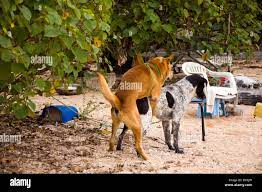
[
  {"xmin": 136, "ymin": 151, "xmax": 149, "ymax": 160},
  {"xmin": 175, "ymin": 148, "xmax": 184, "ymax": 154},
  {"xmin": 167, "ymin": 145, "xmax": 175, "ymax": 150},
  {"xmin": 108, "ymin": 146, "xmax": 115, "ymax": 151},
  {"xmin": 116, "ymin": 145, "xmax": 123, "ymax": 151}
]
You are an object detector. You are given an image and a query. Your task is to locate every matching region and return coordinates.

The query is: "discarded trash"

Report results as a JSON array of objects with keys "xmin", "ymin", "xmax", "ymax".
[
  {"xmin": 56, "ymin": 84, "xmax": 82, "ymax": 95},
  {"xmin": 254, "ymin": 102, "xmax": 262, "ymax": 118}
]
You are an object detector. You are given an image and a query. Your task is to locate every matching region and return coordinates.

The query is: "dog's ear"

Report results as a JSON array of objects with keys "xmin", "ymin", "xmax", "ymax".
[
  {"xmin": 196, "ymin": 77, "xmax": 208, "ymax": 99},
  {"xmin": 133, "ymin": 53, "xmax": 144, "ymax": 66},
  {"xmin": 165, "ymin": 54, "xmax": 174, "ymax": 62}
]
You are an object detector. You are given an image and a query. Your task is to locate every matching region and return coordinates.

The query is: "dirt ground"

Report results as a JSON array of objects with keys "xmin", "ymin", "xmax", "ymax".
[
  {"xmin": 1, "ymin": 92, "xmax": 261, "ymax": 173},
  {"xmin": 0, "ymin": 62, "xmax": 262, "ymax": 174}
]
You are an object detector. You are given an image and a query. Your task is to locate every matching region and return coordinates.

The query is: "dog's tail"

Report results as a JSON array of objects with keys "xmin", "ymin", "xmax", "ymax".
[{"xmin": 97, "ymin": 72, "xmax": 121, "ymax": 109}]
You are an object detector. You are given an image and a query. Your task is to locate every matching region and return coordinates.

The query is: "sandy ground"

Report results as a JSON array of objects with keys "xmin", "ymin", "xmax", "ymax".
[
  {"xmin": 1, "ymin": 61, "xmax": 262, "ymax": 173},
  {"xmin": 1, "ymin": 90, "xmax": 261, "ymax": 174}
]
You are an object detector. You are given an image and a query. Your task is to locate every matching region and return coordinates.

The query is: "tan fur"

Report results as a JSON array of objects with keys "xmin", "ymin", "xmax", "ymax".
[
  {"xmin": 132, "ymin": 53, "xmax": 144, "ymax": 67},
  {"xmin": 97, "ymin": 73, "xmax": 121, "ymax": 109},
  {"xmin": 97, "ymin": 55, "xmax": 173, "ymax": 160}
]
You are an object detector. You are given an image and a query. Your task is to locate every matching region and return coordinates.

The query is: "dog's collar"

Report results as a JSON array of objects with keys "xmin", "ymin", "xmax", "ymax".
[{"xmin": 144, "ymin": 62, "xmax": 162, "ymax": 81}]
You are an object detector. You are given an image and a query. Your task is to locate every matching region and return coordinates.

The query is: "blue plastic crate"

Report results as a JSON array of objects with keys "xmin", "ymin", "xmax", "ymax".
[{"xmin": 41, "ymin": 105, "xmax": 79, "ymax": 123}]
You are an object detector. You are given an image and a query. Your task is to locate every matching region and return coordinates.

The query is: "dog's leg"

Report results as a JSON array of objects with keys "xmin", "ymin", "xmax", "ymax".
[
  {"xmin": 132, "ymin": 125, "xmax": 148, "ymax": 160},
  {"xmin": 150, "ymin": 86, "xmax": 161, "ymax": 116},
  {"xmin": 162, "ymin": 121, "xmax": 175, "ymax": 150},
  {"xmin": 109, "ymin": 109, "xmax": 120, "ymax": 151},
  {"xmin": 122, "ymin": 109, "xmax": 148, "ymax": 160},
  {"xmin": 116, "ymin": 125, "xmax": 128, "ymax": 150},
  {"xmin": 172, "ymin": 121, "xmax": 184, "ymax": 153}
]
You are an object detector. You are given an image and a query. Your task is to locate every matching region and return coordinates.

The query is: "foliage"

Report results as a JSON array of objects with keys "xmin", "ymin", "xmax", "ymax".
[
  {"xmin": 0, "ymin": 0, "xmax": 112, "ymax": 118},
  {"xmin": 108, "ymin": 0, "xmax": 261, "ymax": 58},
  {"xmin": 0, "ymin": 0, "xmax": 261, "ymax": 119}
]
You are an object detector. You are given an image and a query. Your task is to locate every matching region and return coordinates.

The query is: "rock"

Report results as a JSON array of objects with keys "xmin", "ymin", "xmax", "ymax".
[
  {"xmin": 238, "ymin": 90, "xmax": 262, "ymax": 106},
  {"xmin": 225, "ymin": 104, "xmax": 243, "ymax": 116}
]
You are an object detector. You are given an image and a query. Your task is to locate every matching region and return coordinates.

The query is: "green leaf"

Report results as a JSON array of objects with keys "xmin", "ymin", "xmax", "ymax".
[
  {"xmin": 0, "ymin": 0, "xmax": 11, "ymax": 13},
  {"xmin": 102, "ymin": 0, "xmax": 113, "ymax": 10},
  {"xmin": 63, "ymin": 56, "xmax": 71, "ymax": 73},
  {"xmin": 197, "ymin": 0, "xmax": 203, "ymax": 5},
  {"xmin": 123, "ymin": 26, "xmax": 137, "ymax": 37},
  {"xmin": 72, "ymin": 47, "xmax": 87, "ymax": 63},
  {"xmin": 67, "ymin": 0, "xmax": 81, "ymax": 19},
  {"xmin": 67, "ymin": 17, "xmax": 79, "ymax": 26},
  {"xmin": 132, "ymin": 34, "xmax": 141, "ymax": 44},
  {"xmin": 183, "ymin": 9, "xmax": 189, "ymax": 18},
  {"xmin": 83, "ymin": 13, "xmax": 93, "ymax": 20},
  {"xmin": 31, "ymin": 23, "xmax": 43, "ymax": 36},
  {"xmin": 0, "ymin": 62, "xmax": 12, "ymax": 81},
  {"xmin": 133, "ymin": 7, "xmax": 141, "ymax": 17},
  {"xmin": 13, "ymin": 27, "xmax": 28, "ymax": 44},
  {"xmin": 0, "ymin": 35, "xmax": 12, "ymax": 48},
  {"xmin": 1, "ymin": 49, "xmax": 14, "ymax": 62},
  {"xmin": 15, "ymin": 0, "xmax": 23, "ymax": 5},
  {"xmin": 76, "ymin": 34, "xmax": 89, "ymax": 50},
  {"xmin": 84, "ymin": 20, "xmax": 97, "ymax": 31},
  {"xmin": 92, "ymin": 45, "xmax": 100, "ymax": 55},
  {"xmin": 55, "ymin": 0, "xmax": 62, "ymax": 6},
  {"xmin": 19, "ymin": 5, "xmax": 32, "ymax": 21},
  {"xmin": 27, "ymin": 99, "xmax": 36, "ymax": 112},
  {"xmin": 148, "ymin": 1, "xmax": 160, "ymax": 8},
  {"xmin": 11, "ymin": 63, "xmax": 26, "ymax": 74},
  {"xmin": 44, "ymin": 25, "xmax": 61, "ymax": 37},
  {"xmin": 20, "ymin": 54, "xmax": 30, "ymax": 68},
  {"xmin": 151, "ymin": 23, "xmax": 161, "ymax": 32},
  {"xmin": 73, "ymin": 8, "xmax": 81, "ymax": 19},
  {"xmin": 13, "ymin": 83, "xmax": 23, "ymax": 93},
  {"xmin": 24, "ymin": 43, "xmax": 36, "ymax": 54},
  {"xmin": 162, "ymin": 24, "xmax": 173, "ymax": 33},
  {"xmin": 100, "ymin": 32, "xmax": 107, "ymax": 41},
  {"xmin": 46, "ymin": 7, "xmax": 62, "ymax": 25},
  {"xmin": 35, "ymin": 79, "xmax": 46, "ymax": 91},
  {"xmin": 13, "ymin": 103, "xmax": 28, "ymax": 119},
  {"xmin": 79, "ymin": 0, "xmax": 87, "ymax": 3},
  {"xmin": 0, "ymin": 95, "xmax": 5, "ymax": 104},
  {"xmin": 99, "ymin": 21, "xmax": 110, "ymax": 33},
  {"xmin": 60, "ymin": 35, "xmax": 75, "ymax": 49},
  {"xmin": 145, "ymin": 9, "xmax": 160, "ymax": 23},
  {"xmin": 49, "ymin": 39, "xmax": 61, "ymax": 54},
  {"xmin": 73, "ymin": 70, "xmax": 78, "ymax": 79},
  {"xmin": 212, "ymin": 23, "xmax": 222, "ymax": 30}
]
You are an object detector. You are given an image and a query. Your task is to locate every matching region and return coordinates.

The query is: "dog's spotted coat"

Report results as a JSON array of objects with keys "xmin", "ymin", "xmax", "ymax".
[{"xmin": 117, "ymin": 74, "xmax": 207, "ymax": 153}]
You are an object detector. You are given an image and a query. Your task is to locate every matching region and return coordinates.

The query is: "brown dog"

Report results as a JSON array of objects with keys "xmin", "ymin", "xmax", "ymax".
[{"xmin": 97, "ymin": 55, "xmax": 173, "ymax": 160}]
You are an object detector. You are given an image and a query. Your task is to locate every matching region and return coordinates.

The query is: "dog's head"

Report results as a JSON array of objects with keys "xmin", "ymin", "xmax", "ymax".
[
  {"xmin": 148, "ymin": 55, "xmax": 174, "ymax": 83},
  {"xmin": 186, "ymin": 74, "xmax": 208, "ymax": 99}
]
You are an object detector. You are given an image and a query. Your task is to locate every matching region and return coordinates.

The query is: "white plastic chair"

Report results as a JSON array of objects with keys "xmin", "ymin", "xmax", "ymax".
[{"xmin": 182, "ymin": 62, "xmax": 238, "ymax": 113}]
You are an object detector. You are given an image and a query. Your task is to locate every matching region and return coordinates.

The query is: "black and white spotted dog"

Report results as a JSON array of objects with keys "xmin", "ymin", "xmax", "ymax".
[{"xmin": 117, "ymin": 74, "xmax": 207, "ymax": 153}]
